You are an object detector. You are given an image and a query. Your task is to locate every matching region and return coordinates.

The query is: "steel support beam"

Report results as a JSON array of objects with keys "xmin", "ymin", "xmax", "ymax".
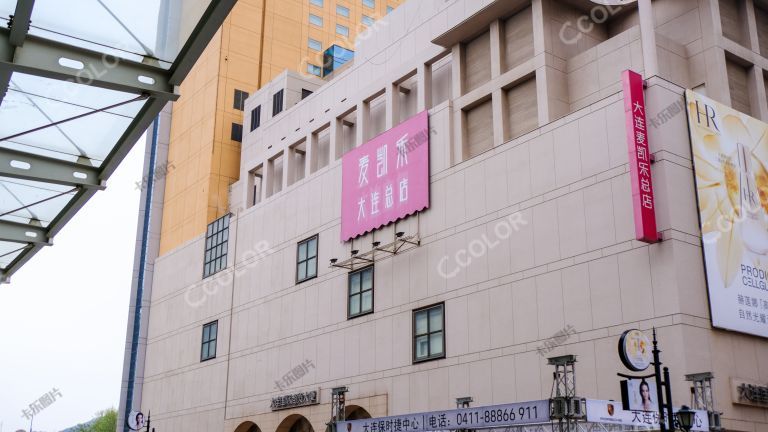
[
  {"xmin": 0, "ymin": 29, "xmax": 178, "ymax": 100},
  {"xmin": 8, "ymin": 0, "xmax": 34, "ymax": 47},
  {"xmin": 0, "ymin": 188, "xmax": 95, "ymax": 282},
  {"xmin": 99, "ymin": 96, "xmax": 167, "ymax": 179},
  {"xmin": 0, "ymin": 147, "xmax": 104, "ymax": 189},
  {"xmin": 0, "ymin": 219, "xmax": 48, "ymax": 244},
  {"xmin": 0, "ymin": 67, "xmax": 10, "ymax": 106},
  {"xmin": 168, "ymin": 0, "xmax": 238, "ymax": 85},
  {"xmin": 0, "ymin": 26, "xmax": 12, "ymax": 107}
]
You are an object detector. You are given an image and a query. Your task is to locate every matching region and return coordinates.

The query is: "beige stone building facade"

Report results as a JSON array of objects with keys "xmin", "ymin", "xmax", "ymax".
[{"xmin": 136, "ymin": 1, "xmax": 768, "ymax": 432}]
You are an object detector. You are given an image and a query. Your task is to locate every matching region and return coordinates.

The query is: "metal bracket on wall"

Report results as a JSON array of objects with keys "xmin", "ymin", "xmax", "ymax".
[{"xmin": 330, "ymin": 233, "xmax": 420, "ymax": 271}]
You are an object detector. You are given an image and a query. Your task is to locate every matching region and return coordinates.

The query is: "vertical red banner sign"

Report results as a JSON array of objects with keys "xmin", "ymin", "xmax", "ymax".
[{"xmin": 621, "ymin": 70, "xmax": 658, "ymax": 243}]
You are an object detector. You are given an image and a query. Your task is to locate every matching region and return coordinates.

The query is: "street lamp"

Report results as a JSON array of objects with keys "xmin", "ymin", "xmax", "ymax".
[{"xmin": 676, "ymin": 405, "xmax": 695, "ymax": 432}]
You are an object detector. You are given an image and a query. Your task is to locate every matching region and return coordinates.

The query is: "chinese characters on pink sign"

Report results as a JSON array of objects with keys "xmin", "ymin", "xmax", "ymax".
[
  {"xmin": 621, "ymin": 70, "xmax": 658, "ymax": 243},
  {"xmin": 341, "ymin": 110, "xmax": 430, "ymax": 241}
]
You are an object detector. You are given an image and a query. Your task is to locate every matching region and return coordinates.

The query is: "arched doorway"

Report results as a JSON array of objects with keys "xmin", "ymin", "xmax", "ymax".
[
  {"xmin": 326, "ymin": 405, "xmax": 373, "ymax": 432},
  {"xmin": 277, "ymin": 414, "xmax": 315, "ymax": 432},
  {"xmin": 235, "ymin": 421, "xmax": 261, "ymax": 432},
  {"xmin": 345, "ymin": 406, "xmax": 371, "ymax": 421}
]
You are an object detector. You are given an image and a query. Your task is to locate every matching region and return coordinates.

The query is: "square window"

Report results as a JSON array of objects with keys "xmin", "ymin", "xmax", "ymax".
[
  {"xmin": 309, "ymin": 13, "xmax": 323, "ymax": 27},
  {"xmin": 348, "ymin": 266, "xmax": 374, "ymax": 318},
  {"xmin": 362, "ymin": 0, "xmax": 375, "ymax": 8},
  {"xmin": 233, "ymin": 89, "xmax": 249, "ymax": 111},
  {"xmin": 309, "ymin": 38, "xmax": 322, "ymax": 51},
  {"xmin": 201, "ymin": 321, "xmax": 218, "ymax": 361},
  {"xmin": 310, "ymin": 0, "xmax": 323, "ymax": 6},
  {"xmin": 231, "ymin": 123, "xmax": 242, "ymax": 142},
  {"xmin": 296, "ymin": 235, "xmax": 319, "ymax": 283},
  {"xmin": 387, "ymin": 5, "xmax": 393, "ymax": 13},
  {"xmin": 361, "ymin": 15, "xmax": 374, "ymax": 26},
  {"xmin": 336, "ymin": 5, "xmax": 350, "ymax": 17},
  {"xmin": 203, "ymin": 215, "xmax": 229, "ymax": 278},
  {"xmin": 413, "ymin": 303, "xmax": 445, "ymax": 362},
  {"xmin": 336, "ymin": 24, "xmax": 349, "ymax": 37},
  {"xmin": 250, "ymin": 105, "xmax": 261, "ymax": 131}
]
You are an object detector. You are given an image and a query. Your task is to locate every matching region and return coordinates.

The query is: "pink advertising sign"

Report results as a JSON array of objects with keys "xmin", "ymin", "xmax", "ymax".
[
  {"xmin": 621, "ymin": 70, "xmax": 658, "ymax": 243},
  {"xmin": 341, "ymin": 110, "xmax": 430, "ymax": 241}
]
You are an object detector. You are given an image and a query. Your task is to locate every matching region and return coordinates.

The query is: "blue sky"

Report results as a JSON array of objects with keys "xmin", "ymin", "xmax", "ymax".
[{"xmin": 0, "ymin": 134, "xmax": 145, "ymax": 432}]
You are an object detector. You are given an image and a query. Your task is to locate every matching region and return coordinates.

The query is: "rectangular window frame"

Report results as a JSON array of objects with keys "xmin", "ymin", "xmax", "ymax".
[
  {"xmin": 250, "ymin": 105, "xmax": 261, "ymax": 131},
  {"xmin": 347, "ymin": 265, "xmax": 374, "ymax": 319},
  {"xmin": 309, "ymin": 38, "xmax": 322, "ymax": 51},
  {"xmin": 309, "ymin": 13, "xmax": 324, "ymax": 27},
  {"xmin": 296, "ymin": 234, "xmax": 319, "ymax": 284},
  {"xmin": 336, "ymin": 24, "xmax": 349, "ymax": 37},
  {"xmin": 273, "ymin": 89, "xmax": 284, "ymax": 116},
  {"xmin": 201, "ymin": 320, "xmax": 218, "ymax": 362},
  {"xmin": 336, "ymin": 4, "xmax": 350, "ymax": 17},
  {"xmin": 233, "ymin": 89, "xmax": 249, "ymax": 111},
  {"xmin": 362, "ymin": 0, "xmax": 375, "ymax": 9},
  {"xmin": 361, "ymin": 15, "xmax": 374, "ymax": 26},
  {"xmin": 307, "ymin": 63, "xmax": 321, "ymax": 76},
  {"xmin": 310, "ymin": 0, "xmax": 324, "ymax": 6},
  {"xmin": 203, "ymin": 214, "xmax": 229, "ymax": 278},
  {"xmin": 412, "ymin": 303, "xmax": 445, "ymax": 363},
  {"xmin": 231, "ymin": 122, "xmax": 243, "ymax": 142}
]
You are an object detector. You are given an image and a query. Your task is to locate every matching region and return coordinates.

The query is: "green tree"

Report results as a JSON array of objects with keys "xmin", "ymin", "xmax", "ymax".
[{"xmin": 74, "ymin": 408, "xmax": 117, "ymax": 432}]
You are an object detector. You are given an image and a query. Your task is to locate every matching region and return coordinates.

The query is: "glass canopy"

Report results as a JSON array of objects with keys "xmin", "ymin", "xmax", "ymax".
[{"xmin": 0, "ymin": 0, "xmax": 237, "ymax": 281}]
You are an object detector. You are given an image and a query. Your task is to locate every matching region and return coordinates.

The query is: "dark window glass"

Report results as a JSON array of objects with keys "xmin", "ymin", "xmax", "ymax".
[
  {"xmin": 273, "ymin": 89, "xmax": 284, "ymax": 116},
  {"xmin": 302, "ymin": 88, "xmax": 313, "ymax": 99},
  {"xmin": 348, "ymin": 266, "xmax": 374, "ymax": 318},
  {"xmin": 231, "ymin": 123, "xmax": 243, "ymax": 142},
  {"xmin": 203, "ymin": 214, "xmax": 229, "ymax": 278},
  {"xmin": 250, "ymin": 105, "xmax": 261, "ymax": 131},
  {"xmin": 413, "ymin": 303, "xmax": 445, "ymax": 362},
  {"xmin": 296, "ymin": 235, "xmax": 318, "ymax": 283},
  {"xmin": 201, "ymin": 321, "xmax": 218, "ymax": 361},
  {"xmin": 234, "ymin": 89, "xmax": 249, "ymax": 110}
]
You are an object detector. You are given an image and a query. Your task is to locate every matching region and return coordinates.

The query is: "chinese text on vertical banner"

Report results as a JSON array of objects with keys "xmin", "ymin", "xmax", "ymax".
[{"xmin": 622, "ymin": 70, "xmax": 658, "ymax": 243}]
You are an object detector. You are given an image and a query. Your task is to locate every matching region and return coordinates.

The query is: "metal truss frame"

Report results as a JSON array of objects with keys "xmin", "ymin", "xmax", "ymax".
[{"xmin": 0, "ymin": 0, "xmax": 238, "ymax": 282}]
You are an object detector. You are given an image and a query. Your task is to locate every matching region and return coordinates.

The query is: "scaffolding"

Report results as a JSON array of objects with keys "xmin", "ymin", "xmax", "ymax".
[
  {"xmin": 685, "ymin": 373, "xmax": 722, "ymax": 431},
  {"xmin": 549, "ymin": 355, "xmax": 585, "ymax": 432}
]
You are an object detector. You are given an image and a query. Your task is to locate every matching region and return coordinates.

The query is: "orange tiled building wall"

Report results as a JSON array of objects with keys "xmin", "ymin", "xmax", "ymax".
[{"xmin": 159, "ymin": 0, "xmax": 403, "ymax": 254}]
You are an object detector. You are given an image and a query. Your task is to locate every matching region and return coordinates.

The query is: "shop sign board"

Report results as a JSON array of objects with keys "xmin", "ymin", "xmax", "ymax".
[
  {"xmin": 337, "ymin": 400, "xmax": 550, "ymax": 432},
  {"xmin": 341, "ymin": 110, "xmax": 430, "ymax": 241}
]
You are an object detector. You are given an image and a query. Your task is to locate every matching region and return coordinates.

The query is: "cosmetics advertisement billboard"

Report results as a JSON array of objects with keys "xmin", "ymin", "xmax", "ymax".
[{"xmin": 687, "ymin": 90, "xmax": 768, "ymax": 338}]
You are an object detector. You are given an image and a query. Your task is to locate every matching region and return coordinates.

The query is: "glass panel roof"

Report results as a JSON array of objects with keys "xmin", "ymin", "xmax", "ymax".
[
  {"xmin": 0, "ymin": 241, "xmax": 27, "ymax": 268},
  {"xmin": 0, "ymin": 177, "xmax": 76, "ymax": 227},
  {"xmin": 0, "ymin": 72, "xmax": 146, "ymax": 166},
  {"xmin": 0, "ymin": 0, "xmax": 231, "ymax": 279},
  {"xmin": 27, "ymin": 0, "xmax": 214, "ymax": 68}
]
